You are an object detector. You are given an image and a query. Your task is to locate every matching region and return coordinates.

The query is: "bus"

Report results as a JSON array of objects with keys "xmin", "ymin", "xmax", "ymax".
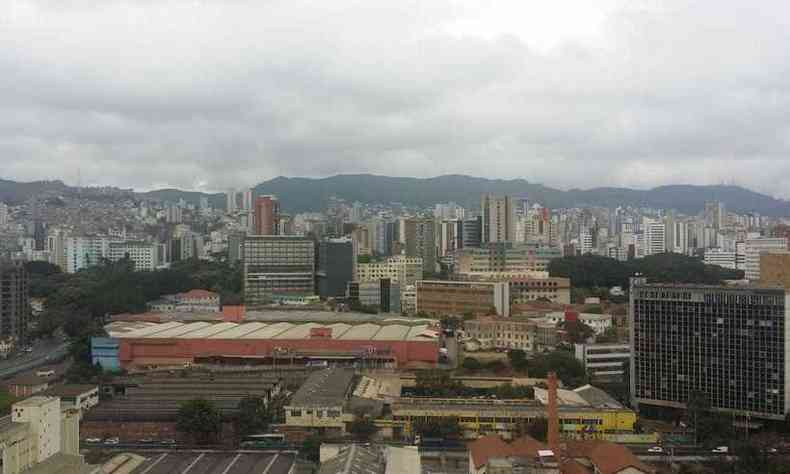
[{"xmin": 240, "ymin": 433, "xmax": 287, "ymax": 449}]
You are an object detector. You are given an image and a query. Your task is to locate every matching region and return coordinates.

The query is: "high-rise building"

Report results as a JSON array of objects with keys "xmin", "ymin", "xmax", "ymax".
[
  {"xmin": 356, "ymin": 256, "xmax": 423, "ymax": 288},
  {"xmin": 438, "ymin": 219, "xmax": 463, "ymax": 258},
  {"xmin": 243, "ymin": 235, "xmax": 315, "ymax": 308},
  {"xmin": 254, "ymin": 195, "xmax": 280, "ymax": 236},
  {"xmin": 226, "ymin": 190, "xmax": 237, "ymax": 213},
  {"xmin": 228, "ymin": 231, "xmax": 246, "ymax": 264},
  {"xmin": 317, "ymin": 238, "xmax": 356, "ymax": 299},
  {"xmin": 704, "ymin": 201, "xmax": 726, "ymax": 231},
  {"xmin": 65, "ymin": 236, "xmax": 110, "ymax": 273},
  {"xmin": 199, "ymin": 196, "xmax": 210, "ymax": 211},
  {"xmin": 0, "ymin": 260, "xmax": 29, "ymax": 342},
  {"xmin": 107, "ymin": 242, "xmax": 157, "ymax": 271},
  {"xmin": 165, "ymin": 204, "xmax": 182, "ymax": 224},
  {"xmin": 462, "ymin": 216, "xmax": 482, "ymax": 249},
  {"xmin": 242, "ymin": 189, "xmax": 253, "ymax": 210},
  {"xmin": 416, "ymin": 280, "xmax": 510, "ymax": 317},
  {"xmin": 0, "ymin": 202, "xmax": 8, "ymax": 227},
  {"xmin": 643, "ymin": 219, "xmax": 666, "ymax": 256},
  {"xmin": 703, "ymin": 248, "xmax": 737, "ymax": 270},
  {"xmin": 403, "ymin": 218, "xmax": 436, "ymax": 274},
  {"xmin": 481, "ymin": 194, "xmax": 515, "ymax": 243},
  {"xmin": 455, "ymin": 242, "xmax": 561, "ymax": 276},
  {"xmin": 744, "ymin": 237, "xmax": 788, "ymax": 281},
  {"xmin": 33, "ymin": 220, "xmax": 46, "ymax": 251},
  {"xmin": 630, "ymin": 280, "xmax": 790, "ymax": 420},
  {"xmin": 354, "ymin": 278, "xmax": 401, "ymax": 313}
]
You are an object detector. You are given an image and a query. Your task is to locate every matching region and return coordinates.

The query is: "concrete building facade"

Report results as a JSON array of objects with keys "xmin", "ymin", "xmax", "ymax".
[{"xmin": 243, "ymin": 235, "xmax": 315, "ymax": 308}]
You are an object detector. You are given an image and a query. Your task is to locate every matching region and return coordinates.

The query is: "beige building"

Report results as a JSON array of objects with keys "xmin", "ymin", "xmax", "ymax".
[
  {"xmin": 357, "ymin": 256, "xmax": 423, "ymax": 288},
  {"xmin": 0, "ymin": 396, "xmax": 87, "ymax": 474},
  {"xmin": 284, "ymin": 368, "xmax": 357, "ymax": 437},
  {"xmin": 417, "ymin": 280, "xmax": 510, "ymax": 317},
  {"xmin": 759, "ymin": 251, "xmax": 790, "ymax": 287},
  {"xmin": 464, "ymin": 317, "xmax": 535, "ymax": 351}
]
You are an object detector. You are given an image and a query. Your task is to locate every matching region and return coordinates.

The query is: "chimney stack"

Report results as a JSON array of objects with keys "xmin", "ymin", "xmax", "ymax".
[{"xmin": 547, "ymin": 371, "xmax": 560, "ymax": 451}]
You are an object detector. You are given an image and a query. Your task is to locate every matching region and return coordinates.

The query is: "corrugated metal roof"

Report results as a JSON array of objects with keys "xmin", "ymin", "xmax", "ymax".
[
  {"xmin": 274, "ymin": 322, "xmax": 321, "ymax": 339},
  {"xmin": 120, "ymin": 321, "xmax": 184, "ymax": 338},
  {"xmin": 149, "ymin": 322, "xmax": 212, "ymax": 338},
  {"xmin": 240, "ymin": 322, "xmax": 294, "ymax": 339},
  {"xmin": 177, "ymin": 322, "xmax": 238, "ymax": 338},
  {"xmin": 328, "ymin": 323, "xmax": 353, "ymax": 339},
  {"xmin": 405, "ymin": 325, "xmax": 437, "ymax": 341},
  {"xmin": 372, "ymin": 325, "xmax": 410, "ymax": 341},
  {"xmin": 207, "ymin": 322, "xmax": 268, "ymax": 339},
  {"xmin": 338, "ymin": 323, "xmax": 382, "ymax": 340}
]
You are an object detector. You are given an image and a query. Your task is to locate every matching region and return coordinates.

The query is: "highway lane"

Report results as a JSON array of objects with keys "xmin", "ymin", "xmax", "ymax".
[{"xmin": 0, "ymin": 338, "xmax": 70, "ymax": 379}]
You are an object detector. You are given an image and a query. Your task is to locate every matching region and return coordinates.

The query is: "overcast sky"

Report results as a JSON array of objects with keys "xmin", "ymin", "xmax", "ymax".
[{"xmin": 2, "ymin": 0, "xmax": 790, "ymax": 196}]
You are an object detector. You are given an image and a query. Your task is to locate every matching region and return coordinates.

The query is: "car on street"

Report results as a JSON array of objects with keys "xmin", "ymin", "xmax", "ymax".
[
  {"xmin": 161, "ymin": 439, "xmax": 176, "ymax": 445},
  {"xmin": 647, "ymin": 446, "xmax": 664, "ymax": 453},
  {"xmin": 139, "ymin": 438, "xmax": 154, "ymax": 444},
  {"xmin": 711, "ymin": 446, "xmax": 729, "ymax": 454},
  {"xmin": 85, "ymin": 438, "xmax": 102, "ymax": 443},
  {"xmin": 104, "ymin": 437, "xmax": 120, "ymax": 445}
]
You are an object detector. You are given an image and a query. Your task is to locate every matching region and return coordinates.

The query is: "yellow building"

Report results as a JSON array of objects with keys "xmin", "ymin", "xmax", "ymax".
[{"xmin": 390, "ymin": 385, "xmax": 636, "ymax": 441}]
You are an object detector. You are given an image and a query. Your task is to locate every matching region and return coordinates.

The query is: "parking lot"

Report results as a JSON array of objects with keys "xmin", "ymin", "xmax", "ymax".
[{"xmin": 130, "ymin": 451, "xmax": 296, "ymax": 474}]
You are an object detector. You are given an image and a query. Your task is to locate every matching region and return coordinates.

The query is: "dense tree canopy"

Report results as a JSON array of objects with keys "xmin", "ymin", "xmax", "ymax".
[
  {"xmin": 548, "ymin": 253, "xmax": 743, "ymax": 289},
  {"xmin": 235, "ymin": 396, "xmax": 271, "ymax": 438},
  {"xmin": 177, "ymin": 398, "xmax": 222, "ymax": 444},
  {"xmin": 526, "ymin": 350, "xmax": 588, "ymax": 388}
]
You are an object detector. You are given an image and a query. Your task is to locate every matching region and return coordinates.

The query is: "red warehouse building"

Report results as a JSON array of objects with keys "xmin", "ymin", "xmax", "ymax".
[{"xmin": 110, "ymin": 320, "xmax": 440, "ymax": 369}]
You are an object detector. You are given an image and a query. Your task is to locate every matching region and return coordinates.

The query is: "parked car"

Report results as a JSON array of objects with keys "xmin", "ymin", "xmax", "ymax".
[
  {"xmin": 85, "ymin": 438, "xmax": 102, "ymax": 443},
  {"xmin": 139, "ymin": 438, "xmax": 154, "ymax": 444},
  {"xmin": 161, "ymin": 439, "xmax": 176, "ymax": 445},
  {"xmin": 647, "ymin": 446, "xmax": 664, "ymax": 453},
  {"xmin": 104, "ymin": 437, "xmax": 120, "ymax": 445},
  {"xmin": 712, "ymin": 446, "xmax": 729, "ymax": 454}
]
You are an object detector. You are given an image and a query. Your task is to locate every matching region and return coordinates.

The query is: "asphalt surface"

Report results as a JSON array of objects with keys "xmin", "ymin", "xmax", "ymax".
[
  {"xmin": 0, "ymin": 338, "xmax": 70, "ymax": 379},
  {"xmin": 130, "ymin": 451, "xmax": 296, "ymax": 474}
]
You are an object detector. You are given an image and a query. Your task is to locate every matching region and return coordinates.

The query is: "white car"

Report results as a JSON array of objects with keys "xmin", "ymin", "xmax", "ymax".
[
  {"xmin": 647, "ymin": 446, "xmax": 664, "ymax": 453},
  {"xmin": 104, "ymin": 437, "xmax": 120, "ymax": 445},
  {"xmin": 85, "ymin": 438, "xmax": 102, "ymax": 443},
  {"xmin": 711, "ymin": 446, "xmax": 729, "ymax": 454}
]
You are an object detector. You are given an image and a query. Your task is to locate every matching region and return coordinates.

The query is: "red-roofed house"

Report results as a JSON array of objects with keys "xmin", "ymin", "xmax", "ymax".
[
  {"xmin": 565, "ymin": 440, "xmax": 654, "ymax": 474},
  {"xmin": 467, "ymin": 435, "xmax": 558, "ymax": 474}
]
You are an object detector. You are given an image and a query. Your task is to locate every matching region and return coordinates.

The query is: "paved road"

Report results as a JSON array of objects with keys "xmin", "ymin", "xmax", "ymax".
[{"xmin": 0, "ymin": 338, "xmax": 70, "ymax": 379}]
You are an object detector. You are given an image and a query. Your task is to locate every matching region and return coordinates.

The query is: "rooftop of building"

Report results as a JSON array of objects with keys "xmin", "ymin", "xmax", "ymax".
[
  {"xmin": 289, "ymin": 368, "xmax": 356, "ymax": 408},
  {"xmin": 108, "ymin": 309, "xmax": 436, "ymax": 325},
  {"xmin": 319, "ymin": 444, "xmax": 385, "ymax": 474},
  {"xmin": 106, "ymin": 320, "xmax": 439, "ymax": 342},
  {"xmin": 12, "ymin": 396, "xmax": 59, "ymax": 407},
  {"xmin": 468, "ymin": 434, "xmax": 549, "ymax": 469},
  {"xmin": 42, "ymin": 384, "xmax": 98, "ymax": 398}
]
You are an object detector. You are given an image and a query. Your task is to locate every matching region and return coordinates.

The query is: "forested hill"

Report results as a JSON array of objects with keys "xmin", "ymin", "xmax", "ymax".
[{"xmin": 4, "ymin": 174, "xmax": 790, "ymax": 216}]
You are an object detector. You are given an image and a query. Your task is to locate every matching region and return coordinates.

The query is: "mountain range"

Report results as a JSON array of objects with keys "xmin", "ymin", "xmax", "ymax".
[{"xmin": 2, "ymin": 174, "xmax": 790, "ymax": 216}]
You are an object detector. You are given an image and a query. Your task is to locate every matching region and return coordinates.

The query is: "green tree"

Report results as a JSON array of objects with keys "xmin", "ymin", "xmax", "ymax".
[
  {"xmin": 0, "ymin": 390, "xmax": 17, "ymax": 416},
  {"xmin": 526, "ymin": 350, "xmax": 588, "ymax": 388},
  {"xmin": 177, "ymin": 399, "xmax": 222, "ymax": 445},
  {"xmin": 348, "ymin": 414, "xmax": 379, "ymax": 441},
  {"xmin": 235, "ymin": 396, "xmax": 271, "ymax": 438},
  {"xmin": 414, "ymin": 370, "xmax": 467, "ymax": 397},
  {"xmin": 507, "ymin": 349, "xmax": 529, "ymax": 372},
  {"xmin": 301, "ymin": 434, "xmax": 321, "ymax": 463},
  {"xmin": 462, "ymin": 357, "xmax": 482, "ymax": 372}
]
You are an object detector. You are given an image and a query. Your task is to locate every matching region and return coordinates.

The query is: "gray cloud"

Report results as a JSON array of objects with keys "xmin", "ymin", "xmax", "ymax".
[{"xmin": 2, "ymin": 0, "xmax": 790, "ymax": 197}]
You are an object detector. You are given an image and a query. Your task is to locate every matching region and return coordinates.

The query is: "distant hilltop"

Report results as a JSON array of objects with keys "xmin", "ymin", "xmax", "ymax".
[{"xmin": 3, "ymin": 174, "xmax": 790, "ymax": 216}]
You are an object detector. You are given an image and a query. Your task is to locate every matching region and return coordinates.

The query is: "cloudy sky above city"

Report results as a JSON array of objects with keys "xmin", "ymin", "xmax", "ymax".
[{"xmin": 2, "ymin": 0, "xmax": 790, "ymax": 196}]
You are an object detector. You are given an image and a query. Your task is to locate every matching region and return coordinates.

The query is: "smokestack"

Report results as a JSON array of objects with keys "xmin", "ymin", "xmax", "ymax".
[{"xmin": 547, "ymin": 371, "xmax": 560, "ymax": 451}]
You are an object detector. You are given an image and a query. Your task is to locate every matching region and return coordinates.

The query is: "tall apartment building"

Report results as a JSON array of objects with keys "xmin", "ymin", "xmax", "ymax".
[
  {"xmin": 107, "ymin": 241, "xmax": 157, "ymax": 271},
  {"xmin": 630, "ymin": 281, "xmax": 790, "ymax": 420},
  {"xmin": 438, "ymin": 219, "xmax": 463, "ymax": 258},
  {"xmin": 254, "ymin": 195, "xmax": 280, "ymax": 236},
  {"xmin": 356, "ymin": 256, "xmax": 423, "ymax": 288},
  {"xmin": 243, "ymin": 235, "xmax": 315, "ymax": 308},
  {"xmin": 744, "ymin": 237, "xmax": 788, "ymax": 281},
  {"xmin": 242, "ymin": 189, "xmax": 253, "ymax": 210},
  {"xmin": 402, "ymin": 218, "xmax": 436, "ymax": 274},
  {"xmin": 317, "ymin": 238, "xmax": 356, "ymax": 299},
  {"xmin": 462, "ymin": 216, "xmax": 482, "ymax": 248},
  {"xmin": 0, "ymin": 202, "xmax": 8, "ymax": 227},
  {"xmin": 226, "ymin": 190, "xmax": 237, "ymax": 213},
  {"xmin": 481, "ymin": 194, "xmax": 515, "ymax": 244},
  {"xmin": 64, "ymin": 236, "xmax": 110, "ymax": 273},
  {"xmin": 349, "ymin": 278, "xmax": 401, "ymax": 313},
  {"xmin": 416, "ymin": 280, "xmax": 510, "ymax": 317},
  {"xmin": 643, "ymin": 219, "xmax": 666, "ymax": 256},
  {"xmin": 704, "ymin": 201, "xmax": 726, "ymax": 231},
  {"xmin": 0, "ymin": 260, "xmax": 29, "ymax": 342}
]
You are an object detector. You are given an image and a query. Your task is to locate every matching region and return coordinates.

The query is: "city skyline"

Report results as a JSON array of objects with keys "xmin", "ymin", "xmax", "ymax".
[{"xmin": 3, "ymin": 1, "xmax": 790, "ymax": 197}]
